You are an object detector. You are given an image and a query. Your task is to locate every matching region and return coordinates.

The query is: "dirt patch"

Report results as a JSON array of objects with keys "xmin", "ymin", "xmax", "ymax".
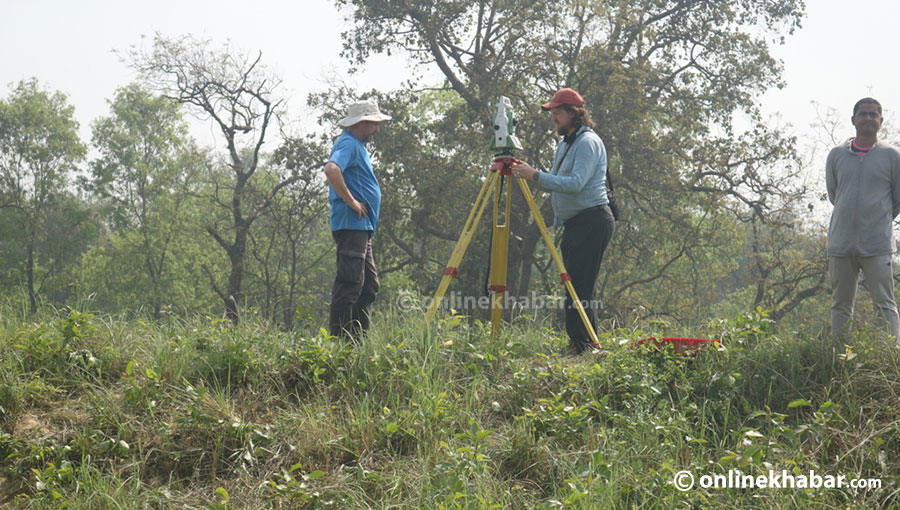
[{"xmin": 14, "ymin": 413, "xmax": 50, "ymax": 439}]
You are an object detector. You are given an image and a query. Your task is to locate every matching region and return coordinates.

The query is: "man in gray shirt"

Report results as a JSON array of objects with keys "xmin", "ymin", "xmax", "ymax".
[{"xmin": 826, "ymin": 97, "xmax": 900, "ymax": 343}]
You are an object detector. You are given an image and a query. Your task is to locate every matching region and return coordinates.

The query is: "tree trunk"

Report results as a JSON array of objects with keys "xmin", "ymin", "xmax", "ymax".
[
  {"xmin": 223, "ymin": 216, "xmax": 249, "ymax": 325},
  {"xmin": 771, "ymin": 279, "xmax": 827, "ymax": 324},
  {"xmin": 146, "ymin": 254, "xmax": 162, "ymax": 320},
  {"xmin": 515, "ymin": 196, "xmax": 555, "ymax": 299},
  {"xmin": 283, "ymin": 242, "xmax": 299, "ymax": 330},
  {"xmin": 516, "ymin": 226, "xmax": 542, "ymax": 300},
  {"xmin": 26, "ymin": 230, "xmax": 36, "ymax": 315}
]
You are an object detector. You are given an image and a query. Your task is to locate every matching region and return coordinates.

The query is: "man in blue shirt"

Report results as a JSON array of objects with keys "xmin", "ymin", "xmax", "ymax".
[
  {"xmin": 512, "ymin": 88, "xmax": 615, "ymax": 355},
  {"xmin": 324, "ymin": 99, "xmax": 391, "ymax": 342}
]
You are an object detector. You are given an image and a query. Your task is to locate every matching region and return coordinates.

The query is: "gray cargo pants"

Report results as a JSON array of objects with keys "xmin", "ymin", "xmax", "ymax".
[{"xmin": 830, "ymin": 254, "xmax": 900, "ymax": 342}]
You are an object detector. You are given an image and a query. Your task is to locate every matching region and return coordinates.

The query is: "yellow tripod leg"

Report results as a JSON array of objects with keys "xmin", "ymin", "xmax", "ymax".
[
  {"xmin": 516, "ymin": 178, "xmax": 600, "ymax": 346},
  {"xmin": 489, "ymin": 174, "xmax": 513, "ymax": 341},
  {"xmin": 425, "ymin": 171, "xmax": 500, "ymax": 323}
]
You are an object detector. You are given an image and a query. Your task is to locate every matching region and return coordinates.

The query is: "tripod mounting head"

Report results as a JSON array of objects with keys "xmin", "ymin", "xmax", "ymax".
[{"xmin": 490, "ymin": 96, "xmax": 522, "ymax": 157}]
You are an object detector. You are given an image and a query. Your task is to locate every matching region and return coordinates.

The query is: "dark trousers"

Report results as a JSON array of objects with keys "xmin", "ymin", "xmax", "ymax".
[
  {"xmin": 330, "ymin": 230, "xmax": 379, "ymax": 342},
  {"xmin": 561, "ymin": 205, "xmax": 615, "ymax": 351}
]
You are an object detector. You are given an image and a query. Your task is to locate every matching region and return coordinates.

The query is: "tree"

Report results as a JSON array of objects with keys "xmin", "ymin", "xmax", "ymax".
[
  {"xmin": 0, "ymin": 79, "xmax": 87, "ymax": 313},
  {"xmin": 77, "ymin": 193, "xmax": 221, "ymax": 316},
  {"xmin": 129, "ymin": 34, "xmax": 302, "ymax": 323},
  {"xmin": 745, "ymin": 214, "xmax": 827, "ymax": 324},
  {"xmin": 89, "ymin": 83, "xmax": 204, "ymax": 318},
  {"xmin": 244, "ymin": 136, "xmax": 333, "ymax": 330}
]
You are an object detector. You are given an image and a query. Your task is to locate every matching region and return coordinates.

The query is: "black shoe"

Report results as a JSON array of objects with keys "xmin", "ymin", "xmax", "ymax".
[
  {"xmin": 329, "ymin": 305, "xmax": 360, "ymax": 344},
  {"xmin": 564, "ymin": 345, "xmax": 582, "ymax": 357},
  {"xmin": 564, "ymin": 340, "xmax": 603, "ymax": 357}
]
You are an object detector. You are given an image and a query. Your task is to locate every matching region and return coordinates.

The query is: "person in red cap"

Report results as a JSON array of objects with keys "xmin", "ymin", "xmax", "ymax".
[{"xmin": 512, "ymin": 88, "xmax": 615, "ymax": 356}]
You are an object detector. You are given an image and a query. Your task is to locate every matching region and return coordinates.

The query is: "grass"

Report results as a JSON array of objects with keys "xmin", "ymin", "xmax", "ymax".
[{"xmin": 0, "ymin": 305, "xmax": 898, "ymax": 508}]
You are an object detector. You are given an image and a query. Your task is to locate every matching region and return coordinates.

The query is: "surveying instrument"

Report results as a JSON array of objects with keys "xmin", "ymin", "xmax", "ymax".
[{"xmin": 424, "ymin": 97, "xmax": 601, "ymax": 346}]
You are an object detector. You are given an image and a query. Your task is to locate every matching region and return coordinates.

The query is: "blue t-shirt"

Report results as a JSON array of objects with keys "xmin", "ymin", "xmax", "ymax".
[{"xmin": 328, "ymin": 131, "xmax": 381, "ymax": 232}]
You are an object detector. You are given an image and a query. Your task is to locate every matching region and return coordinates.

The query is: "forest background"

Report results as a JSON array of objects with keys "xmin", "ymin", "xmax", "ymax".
[{"xmin": 2, "ymin": 0, "xmax": 889, "ymax": 332}]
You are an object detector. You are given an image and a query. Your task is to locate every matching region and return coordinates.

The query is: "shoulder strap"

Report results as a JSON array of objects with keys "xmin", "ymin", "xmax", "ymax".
[
  {"xmin": 552, "ymin": 129, "xmax": 616, "ymax": 190},
  {"xmin": 552, "ymin": 128, "xmax": 587, "ymax": 174}
]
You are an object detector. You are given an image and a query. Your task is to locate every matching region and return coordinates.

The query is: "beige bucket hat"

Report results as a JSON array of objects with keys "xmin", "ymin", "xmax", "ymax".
[{"xmin": 339, "ymin": 100, "xmax": 392, "ymax": 127}]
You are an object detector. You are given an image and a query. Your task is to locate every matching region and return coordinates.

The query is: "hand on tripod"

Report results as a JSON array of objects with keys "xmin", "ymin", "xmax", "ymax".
[{"xmin": 511, "ymin": 161, "xmax": 537, "ymax": 181}]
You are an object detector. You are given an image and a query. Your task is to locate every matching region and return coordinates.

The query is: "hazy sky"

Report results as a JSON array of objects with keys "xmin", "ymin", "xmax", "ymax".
[
  {"xmin": 1, "ymin": 0, "xmax": 417, "ymax": 147},
  {"xmin": 3, "ymin": 0, "xmax": 900, "ymax": 152}
]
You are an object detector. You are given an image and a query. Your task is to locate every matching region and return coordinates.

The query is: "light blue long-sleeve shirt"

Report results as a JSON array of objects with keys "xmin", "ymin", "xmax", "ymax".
[{"xmin": 534, "ymin": 126, "xmax": 608, "ymax": 228}]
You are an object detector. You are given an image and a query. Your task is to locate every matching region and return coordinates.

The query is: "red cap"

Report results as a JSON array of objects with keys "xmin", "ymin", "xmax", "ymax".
[{"xmin": 541, "ymin": 88, "xmax": 585, "ymax": 110}]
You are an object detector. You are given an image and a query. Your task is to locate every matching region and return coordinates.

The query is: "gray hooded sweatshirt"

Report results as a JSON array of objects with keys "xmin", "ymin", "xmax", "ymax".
[{"xmin": 826, "ymin": 139, "xmax": 900, "ymax": 257}]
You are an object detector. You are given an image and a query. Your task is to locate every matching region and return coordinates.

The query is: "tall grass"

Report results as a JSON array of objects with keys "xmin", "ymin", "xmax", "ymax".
[{"xmin": 0, "ymin": 304, "xmax": 897, "ymax": 508}]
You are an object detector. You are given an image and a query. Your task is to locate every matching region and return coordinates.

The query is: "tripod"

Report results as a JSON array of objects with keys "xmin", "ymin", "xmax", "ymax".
[{"xmin": 424, "ymin": 154, "xmax": 600, "ymax": 345}]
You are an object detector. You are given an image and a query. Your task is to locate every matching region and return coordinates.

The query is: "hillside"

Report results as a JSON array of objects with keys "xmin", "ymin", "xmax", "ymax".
[{"xmin": 0, "ymin": 307, "xmax": 897, "ymax": 509}]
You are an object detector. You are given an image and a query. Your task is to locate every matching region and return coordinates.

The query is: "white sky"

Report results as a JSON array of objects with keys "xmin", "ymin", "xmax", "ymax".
[
  {"xmin": 761, "ymin": 0, "xmax": 900, "ymax": 144},
  {"xmin": 2, "ymin": 0, "xmax": 899, "ymax": 156},
  {"xmin": 0, "ymin": 0, "xmax": 418, "ymax": 148}
]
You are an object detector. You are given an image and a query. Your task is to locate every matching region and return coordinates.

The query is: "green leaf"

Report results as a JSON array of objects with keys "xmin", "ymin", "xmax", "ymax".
[
  {"xmin": 787, "ymin": 398, "xmax": 811, "ymax": 409},
  {"xmin": 215, "ymin": 487, "xmax": 229, "ymax": 502},
  {"xmin": 818, "ymin": 400, "xmax": 837, "ymax": 413}
]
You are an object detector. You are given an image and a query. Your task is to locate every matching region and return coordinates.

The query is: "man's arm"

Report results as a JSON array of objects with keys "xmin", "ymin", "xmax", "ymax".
[
  {"xmin": 324, "ymin": 161, "xmax": 367, "ymax": 219},
  {"xmin": 825, "ymin": 150, "xmax": 837, "ymax": 205},
  {"xmin": 513, "ymin": 140, "xmax": 607, "ymax": 193},
  {"xmin": 891, "ymin": 152, "xmax": 900, "ymax": 218},
  {"xmin": 532, "ymin": 138, "xmax": 605, "ymax": 193}
]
